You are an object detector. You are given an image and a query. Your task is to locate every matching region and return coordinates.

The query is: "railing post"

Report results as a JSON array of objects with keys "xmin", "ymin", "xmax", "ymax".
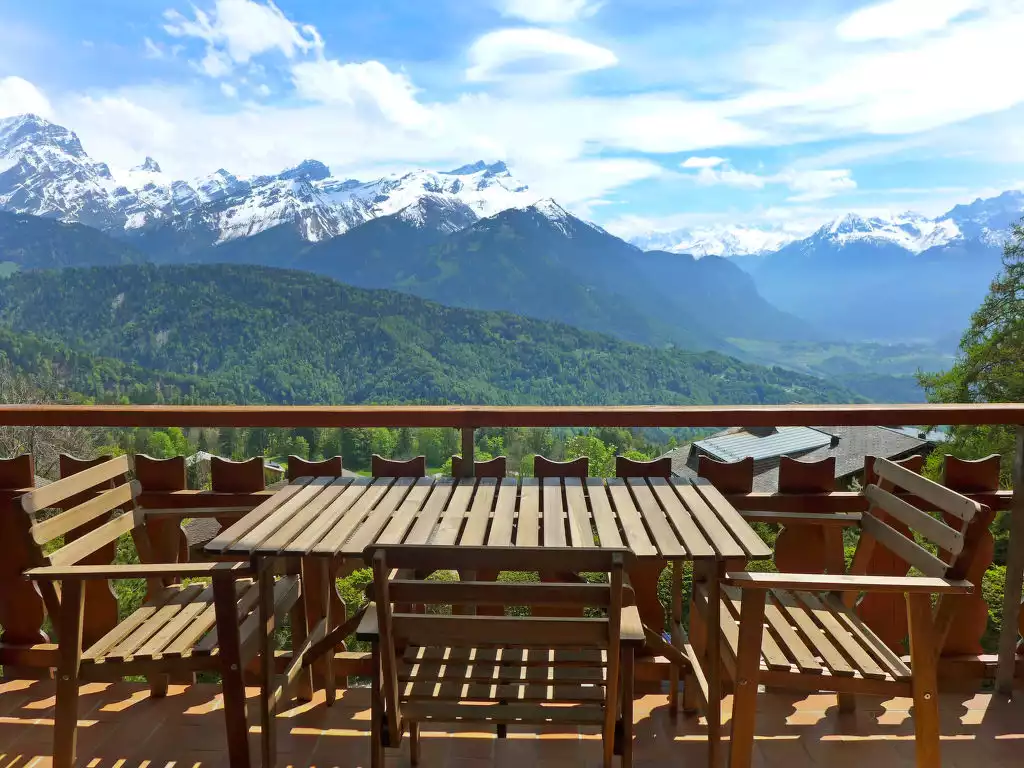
[
  {"xmin": 461, "ymin": 427, "xmax": 475, "ymax": 478},
  {"xmin": 0, "ymin": 455, "xmax": 46, "ymax": 679},
  {"xmin": 996, "ymin": 425, "xmax": 1024, "ymax": 694}
]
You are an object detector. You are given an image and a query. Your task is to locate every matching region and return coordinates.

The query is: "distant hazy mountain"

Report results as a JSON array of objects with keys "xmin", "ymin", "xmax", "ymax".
[
  {"xmin": 628, "ymin": 224, "xmax": 798, "ymax": 257},
  {"xmin": 748, "ymin": 196, "xmax": 1020, "ymax": 342},
  {"xmin": 208, "ymin": 198, "xmax": 817, "ymax": 352}
]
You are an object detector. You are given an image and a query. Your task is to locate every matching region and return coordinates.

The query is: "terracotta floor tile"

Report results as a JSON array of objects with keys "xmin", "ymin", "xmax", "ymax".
[{"xmin": 5, "ymin": 681, "xmax": 1024, "ymax": 767}]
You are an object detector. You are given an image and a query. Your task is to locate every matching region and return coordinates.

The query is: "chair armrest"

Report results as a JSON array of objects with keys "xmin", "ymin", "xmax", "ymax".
[
  {"xmin": 723, "ymin": 571, "xmax": 973, "ymax": 595},
  {"xmin": 620, "ymin": 605, "xmax": 645, "ymax": 645},
  {"xmin": 26, "ymin": 561, "xmax": 254, "ymax": 581},
  {"xmin": 739, "ymin": 512, "xmax": 862, "ymax": 527},
  {"xmin": 355, "ymin": 602, "xmax": 380, "ymax": 642}
]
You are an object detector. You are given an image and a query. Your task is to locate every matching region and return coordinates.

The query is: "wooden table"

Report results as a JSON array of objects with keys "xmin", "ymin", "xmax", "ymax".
[{"xmin": 206, "ymin": 474, "xmax": 770, "ymax": 763}]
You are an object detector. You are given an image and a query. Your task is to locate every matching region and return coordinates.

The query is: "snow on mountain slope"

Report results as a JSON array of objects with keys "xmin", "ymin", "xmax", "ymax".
[
  {"xmin": 629, "ymin": 225, "xmax": 797, "ymax": 257},
  {"xmin": 629, "ymin": 192, "xmax": 1024, "ymax": 261},
  {"xmin": 814, "ymin": 212, "xmax": 960, "ymax": 253},
  {"xmin": 0, "ymin": 114, "xmax": 539, "ymax": 247}
]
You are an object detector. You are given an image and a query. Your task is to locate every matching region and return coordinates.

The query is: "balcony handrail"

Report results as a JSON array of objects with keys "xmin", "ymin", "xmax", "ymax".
[{"xmin": 0, "ymin": 402, "xmax": 1023, "ymax": 428}]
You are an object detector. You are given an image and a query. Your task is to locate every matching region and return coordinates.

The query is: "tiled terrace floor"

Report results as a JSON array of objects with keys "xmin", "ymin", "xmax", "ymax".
[{"xmin": 1, "ymin": 678, "xmax": 1023, "ymax": 768}]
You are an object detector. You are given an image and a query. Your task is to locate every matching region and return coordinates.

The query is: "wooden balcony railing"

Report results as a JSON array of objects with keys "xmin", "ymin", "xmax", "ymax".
[{"xmin": 0, "ymin": 403, "xmax": 1021, "ymax": 693}]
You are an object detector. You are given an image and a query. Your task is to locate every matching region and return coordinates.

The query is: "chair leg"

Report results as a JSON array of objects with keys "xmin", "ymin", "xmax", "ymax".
[
  {"xmin": 837, "ymin": 693, "xmax": 857, "ymax": 715},
  {"xmin": 621, "ymin": 646, "xmax": 634, "ymax": 768},
  {"xmin": 54, "ymin": 581, "xmax": 85, "ymax": 768},
  {"xmin": 728, "ymin": 588, "xmax": 766, "ymax": 768},
  {"xmin": 214, "ymin": 575, "xmax": 251, "ymax": 768},
  {"xmin": 907, "ymin": 592, "xmax": 942, "ymax": 768},
  {"xmin": 148, "ymin": 673, "xmax": 170, "ymax": 698},
  {"xmin": 409, "ymin": 721, "xmax": 420, "ymax": 766},
  {"xmin": 682, "ymin": 670, "xmax": 699, "ymax": 715},
  {"xmin": 705, "ymin": 564, "xmax": 724, "ymax": 768},
  {"xmin": 371, "ymin": 645, "xmax": 385, "ymax": 768},
  {"xmin": 258, "ymin": 567, "xmax": 278, "ymax": 768}
]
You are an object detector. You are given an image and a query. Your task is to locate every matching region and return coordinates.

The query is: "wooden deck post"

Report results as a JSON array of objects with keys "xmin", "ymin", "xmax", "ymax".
[
  {"xmin": 0, "ymin": 455, "xmax": 45, "ymax": 679},
  {"xmin": 460, "ymin": 427, "xmax": 475, "ymax": 477},
  {"xmin": 996, "ymin": 425, "xmax": 1024, "ymax": 694}
]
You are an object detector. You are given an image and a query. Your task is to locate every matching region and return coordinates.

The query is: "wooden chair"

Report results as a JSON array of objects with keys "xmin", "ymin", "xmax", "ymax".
[
  {"xmin": 700, "ymin": 457, "xmax": 994, "ymax": 768},
  {"xmin": 615, "ymin": 455, "xmax": 671, "ymax": 479},
  {"xmin": 18, "ymin": 456, "xmax": 300, "ymax": 768},
  {"xmin": 288, "ymin": 455, "xmax": 343, "ymax": 482},
  {"xmin": 372, "ymin": 454, "xmax": 426, "ymax": 478},
  {"xmin": 357, "ymin": 545, "xmax": 644, "ymax": 768},
  {"xmin": 450, "ymin": 454, "xmax": 507, "ymax": 478},
  {"xmin": 211, "ymin": 455, "xmax": 266, "ymax": 492},
  {"xmin": 534, "ymin": 455, "xmax": 588, "ymax": 478}
]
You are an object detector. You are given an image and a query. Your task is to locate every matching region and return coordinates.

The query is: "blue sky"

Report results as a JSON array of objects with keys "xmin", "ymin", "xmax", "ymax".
[{"xmin": 2, "ymin": 0, "xmax": 1023, "ymax": 237}]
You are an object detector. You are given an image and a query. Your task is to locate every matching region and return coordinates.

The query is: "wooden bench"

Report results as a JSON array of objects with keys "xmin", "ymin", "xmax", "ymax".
[
  {"xmin": 19, "ymin": 455, "xmax": 301, "ymax": 768},
  {"xmin": 357, "ymin": 545, "xmax": 645, "ymax": 768},
  {"xmin": 700, "ymin": 456, "xmax": 994, "ymax": 768}
]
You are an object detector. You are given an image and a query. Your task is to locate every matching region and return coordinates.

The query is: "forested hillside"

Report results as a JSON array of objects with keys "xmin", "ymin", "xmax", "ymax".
[{"xmin": 0, "ymin": 264, "xmax": 855, "ymax": 406}]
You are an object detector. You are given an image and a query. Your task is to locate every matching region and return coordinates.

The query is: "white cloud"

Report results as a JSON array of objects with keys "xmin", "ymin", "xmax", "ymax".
[
  {"xmin": 681, "ymin": 156, "xmax": 726, "ymax": 168},
  {"xmin": 164, "ymin": 0, "xmax": 321, "ymax": 76},
  {"xmin": 520, "ymin": 156, "xmax": 663, "ymax": 206},
  {"xmin": 199, "ymin": 48, "xmax": 233, "ymax": 78},
  {"xmin": 255, "ymin": 83, "xmax": 271, "ymax": 97},
  {"xmin": 291, "ymin": 59, "xmax": 433, "ymax": 128},
  {"xmin": 466, "ymin": 28, "xmax": 617, "ymax": 81},
  {"xmin": 776, "ymin": 168, "xmax": 858, "ymax": 201},
  {"xmin": 0, "ymin": 76, "xmax": 53, "ymax": 119},
  {"xmin": 684, "ymin": 159, "xmax": 857, "ymax": 201},
  {"xmin": 500, "ymin": 0, "xmax": 604, "ymax": 23},
  {"xmin": 837, "ymin": 0, "xmax": 986, "ymax": 41},
  {"xmin": 728, "ymin": 2, "xmax": 1024, "ymax": 137},
  {"xmin": 220, "ymin": 82, "xmax": 238, "ymax": 98},
  {"xmin": 143, "ymin": 37, "xmax": 165, "ymax": 59}
]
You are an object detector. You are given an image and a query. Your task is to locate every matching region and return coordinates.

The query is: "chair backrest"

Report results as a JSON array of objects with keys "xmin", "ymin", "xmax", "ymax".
[
  {"xmin": 450, "ymin": 455, "xmax": 507, "ymax": 479},
  {"xmin": 371, "ymin": 455, "xmax": 426, "ymax": 478},
  {"xmin": 857, "ymin": 457, "xmax": 990, "ymax": 581},
  {"xmin": 534, "ymin": 455, "xmax": 588, "ymax": 478},
  {"xmin": 697, "ymin": 455, "xmax": 754, "ymax": 494},
  {"xmin": 615, "ymin": 455, "xmax": 671, "ymax": 478},
  {"xmin": 366, "ymin": 544, "xmax": 631, "ymax": 731},
  {"xmin": 21, "ymin": 455, "xmax": 145, "ymax": 570},
  {"xmin": 211, "ymin": 456, "xmax": 265, "ymax": 492},
  {"xmin": 287, "ymin": 455, "xmax": 343, "ymax": 483}
]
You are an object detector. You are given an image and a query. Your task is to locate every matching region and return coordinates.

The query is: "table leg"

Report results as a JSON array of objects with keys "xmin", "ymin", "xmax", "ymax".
[
  {"xmin": 290, "ymin": 557, "xmax": 314, "ymax": 702},
  {"xmin": 706, "ymin": 561, "xmax": 725, "ymax": 768},
  {"xmin": 628, "ymin": 558, "xmax": 666, "ymax": 636},
  {"xmin": 322, "ymin": 559, "xmax": 336, "ymax": 705},
  {"xmin": 669, "ymin": 560, "xmax": 681, "ymax": 715},
  {"xmin": 258, "ymin": 563, "xmax": 277, "ymax": 768},
  {"xmin": 213, "ymin": 574, "xmax": 251, "ymax": 768}
]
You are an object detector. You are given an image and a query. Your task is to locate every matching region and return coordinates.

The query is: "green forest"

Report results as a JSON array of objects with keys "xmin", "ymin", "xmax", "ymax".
[{"xmin": 0, "ymin": 263, "xmax": 856, "ymax": 406}]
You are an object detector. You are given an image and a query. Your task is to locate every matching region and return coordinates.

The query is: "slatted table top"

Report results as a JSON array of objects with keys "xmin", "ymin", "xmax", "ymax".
[{"xmin": 205, "ymin": 476, "xmax": 771, "ymax": 561}]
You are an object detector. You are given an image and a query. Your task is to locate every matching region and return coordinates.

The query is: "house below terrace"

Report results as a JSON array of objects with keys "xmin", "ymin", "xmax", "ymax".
[{"xmin": 663, "ymin": 425, "xmax": 943, "ymax": 492}]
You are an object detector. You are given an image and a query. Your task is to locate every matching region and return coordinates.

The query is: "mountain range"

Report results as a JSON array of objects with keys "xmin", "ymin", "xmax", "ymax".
[
  {"xmin": 2, "ymin": 111, "xmax": 1020, "ymax": 354},
  {"xmin": 0, "ymin": 113, "xmax": 813, "ymax": 354}
]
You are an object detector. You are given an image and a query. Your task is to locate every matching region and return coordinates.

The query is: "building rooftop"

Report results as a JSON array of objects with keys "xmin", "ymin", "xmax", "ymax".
[{"xmin": 665, "ymin": 425, "xmax": 933, "ymax": 492}]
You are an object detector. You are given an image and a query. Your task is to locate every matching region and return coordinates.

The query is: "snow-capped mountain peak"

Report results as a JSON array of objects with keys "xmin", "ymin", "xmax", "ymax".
[
  {"xmin": 627, "ymin": 225, "xmax": 797, "ymax": 257},
  {"xmin": 813, "ymin": 210, "xmax": 962, "ymax": 253},
  {"xmin": 133, "ymin": 157, "xmax": 162, "ymax": 174},
  {"xmin": 0, "ymin": 114, "xmax": 544, "ymax": 247}
]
